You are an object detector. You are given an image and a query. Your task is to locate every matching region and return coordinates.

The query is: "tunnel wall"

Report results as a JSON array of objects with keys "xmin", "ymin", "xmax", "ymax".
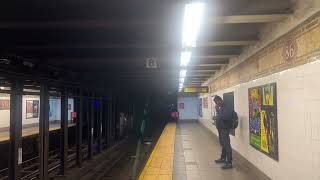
[{"xmin": 200, "ymin": 3, "xmax": 320, "ymax": 180}]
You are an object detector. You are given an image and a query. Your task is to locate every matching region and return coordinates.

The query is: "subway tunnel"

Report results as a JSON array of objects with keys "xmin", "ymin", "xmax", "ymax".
[{"xmin": 0, "ymin": 0, "xmax": 320, "ymax": 180}]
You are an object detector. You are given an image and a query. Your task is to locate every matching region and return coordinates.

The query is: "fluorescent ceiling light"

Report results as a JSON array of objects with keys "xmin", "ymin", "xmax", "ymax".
[
  {"xmin": 182, "ymin": 2, "xmax": 205, "ymax": 48},
  {"xmin": 180, "ymin": 51, "xmax": 192, "ymax": 67},
  {"xmin": 179, "ymin": 78, "xmax": 185, "ymax": 84},
  {"xmin": 179, "ymin": 70, "xmax": 187, "ymax": 78}
]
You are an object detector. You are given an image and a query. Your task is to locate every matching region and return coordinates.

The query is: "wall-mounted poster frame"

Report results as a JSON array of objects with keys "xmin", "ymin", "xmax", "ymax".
[
  {"xmin": 199, "ymin": 98, "xmax": 202, "ymax": 117},
  {"xmin": 178, "ymin": 103, "xmax": 184, "ymax": 109},
  {"xmin": 26, "ymin": 100, "xmax": 39, "ymax": 119},
  {"xmin": 211, "ymin": 96, "xmax": 216, "ymax": 126},
  {"xmin": 248, "ymin": 82, "xmax": 278, "ymax": 161},
  {"xmin": 203, "ymin": 97, "xmax": 208, "ymax": 109},
  {"xmin": 0, "ymin": 100, "xmax": 10, "ymax": 110},
  {"xmin": 223, "ymin": 92, "xmax": 235, "ymax": 136}
]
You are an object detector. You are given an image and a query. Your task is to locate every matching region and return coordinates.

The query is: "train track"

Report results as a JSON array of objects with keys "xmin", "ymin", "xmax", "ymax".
[{"xmin": 0, "ymin": 145, "xmax": 89, "ymax": 180}]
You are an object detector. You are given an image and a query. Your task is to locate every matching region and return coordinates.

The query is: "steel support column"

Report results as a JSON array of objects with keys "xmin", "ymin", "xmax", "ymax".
[
  {"xmin": 112, "ymin": 98, "xmax": 116, "ymax": 140},
  {"xmin": 97, "ymin": 97, "xmax": 102, "ymax": 153},
  {"xmin": 76, "ymin": 90, "xmax": 83, "ymax": 166},
  {"xmin": 8, "ymin": 79, "xmax": 23, "ymax": 180},
  {"xmin": 104, "ymin": 101, "xmax": 108, "ymax": 148},
  {"xmin": 107, "ymin": 101, "xmax": 111, "ymax": 147},
  {"xmin": 60, "ymin": 88, "xmax": 68, "ymax": 174},
  {"xmin": 115, "ymin": 96, "xmax": 119, "ymax": 140},
  {"xmin": 39, "ymin": 83, "xmax": 49, "ymax": 180},
  {"xmin": 87, "ymin": 95, "xmax": 93, "ymax": 159}
]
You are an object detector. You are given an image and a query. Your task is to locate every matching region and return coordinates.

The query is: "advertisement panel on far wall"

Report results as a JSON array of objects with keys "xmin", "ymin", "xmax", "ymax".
[
  {"xmin": 211, "ymin": 96, "xmax": 216, "ymax": 126},
  {"xmin": 199, "ymin": 98, "xmax": 202, "ymax": 117},
  {"xmin": 203, "ymin": 97, "xmax": 208, "ymax": 108},
  {"xmin": 248, "ymin": 82, "xmax": 278, "ymax": 161},
  {"xmin": 26, "ymin": 100, "xmax": 39, "ymax": 119}
]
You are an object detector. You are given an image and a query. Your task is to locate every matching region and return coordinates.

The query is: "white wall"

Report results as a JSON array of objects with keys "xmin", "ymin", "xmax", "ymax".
[
  {"xmin": 0, "ymin": 94, "xmax": 10, "ymax": 128},
  {"xmin": 178, "ymin": 96, "xmax": 199, "ymax": 120},
  {"xmin": 200, "ymin": 60, "xmax": 320, "ymax": 180},
  {"xmin": 0, "ymin": 95, "xmax": 75, "ymax": 128}
]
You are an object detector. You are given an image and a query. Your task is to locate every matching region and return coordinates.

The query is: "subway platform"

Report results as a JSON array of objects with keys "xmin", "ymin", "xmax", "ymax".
[{"xmin": 139, "ymin": 121, "xmax": 269, "ymax": 180}]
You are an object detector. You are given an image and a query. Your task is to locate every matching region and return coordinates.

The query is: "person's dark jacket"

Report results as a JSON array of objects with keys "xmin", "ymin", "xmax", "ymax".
[{"xmin": 216, "ymin": 103, "xmax": 233, "ymax": 129}]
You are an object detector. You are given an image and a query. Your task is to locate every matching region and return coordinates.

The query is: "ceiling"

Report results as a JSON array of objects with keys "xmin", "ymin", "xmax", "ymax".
[
  {"xmin": 0, "ymin": 0, "xmax": 294, "ymax": 92},
  {"xmin": 185, "ymin": 0, "xmax": 293, "ymax": 86}
]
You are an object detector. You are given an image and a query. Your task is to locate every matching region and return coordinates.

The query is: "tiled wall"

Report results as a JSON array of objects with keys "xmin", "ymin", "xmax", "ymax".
[
  {"xmin": 200, "ymin": 61, "xmax": 320, "ymax": 180},
  {"xmin": 199, "ymin": 7, "xmax": 320, "ymax": 180}
]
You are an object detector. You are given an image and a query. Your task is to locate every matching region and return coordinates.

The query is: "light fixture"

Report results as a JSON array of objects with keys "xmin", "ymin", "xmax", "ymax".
[
  {"xmin": 180, "ymin": 51, "xmax": 192, "ymax": 67},
  {"xmin": 182, "ymin": 2, "xmax": 205, "ymax": 48},
  {"xmin": 179, "ymin": 78, "xmax": 185, "ymax": 84},
  {"xmin": 177, "ymin": 2, "xmax": 205, "ymax": 91},
  {"xmin": 179, "ymin": 69, "xmax": 187, "ymax": 78}
]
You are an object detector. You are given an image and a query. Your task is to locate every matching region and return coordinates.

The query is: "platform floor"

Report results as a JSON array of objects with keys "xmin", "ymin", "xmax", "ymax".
[
  {"xmin": 0, "ymin": 123, "xmax": 76, "ymax": 142},
  {"xmin": 139, "ymin": 123, "xmax": 176, "ymax": 180},
  {"xmin": 139, "ymin": 121, "xmax": 258, "ymax": 180}
]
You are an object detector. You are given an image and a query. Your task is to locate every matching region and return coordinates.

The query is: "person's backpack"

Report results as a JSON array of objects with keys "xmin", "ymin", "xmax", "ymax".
[{"xmin": 230, "ymin": 110, "xmax": 239, "ymax": 129}]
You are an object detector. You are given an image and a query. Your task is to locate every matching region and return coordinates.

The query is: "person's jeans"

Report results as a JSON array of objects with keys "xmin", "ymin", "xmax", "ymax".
[{"xmin": 218, "ymin": 128, "xmax": 232, "ymax": 163}]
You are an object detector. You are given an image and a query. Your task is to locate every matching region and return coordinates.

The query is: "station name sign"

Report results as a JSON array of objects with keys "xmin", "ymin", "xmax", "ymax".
[{"xmin": 183, "ymin": 86, "xmax": 208, "ymax": 93}]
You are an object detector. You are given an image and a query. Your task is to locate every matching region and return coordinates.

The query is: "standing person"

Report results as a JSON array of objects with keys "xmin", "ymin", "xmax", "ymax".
[{"xmin": 213, "ymin": 95, "xmax": 233, "ymax": 169}]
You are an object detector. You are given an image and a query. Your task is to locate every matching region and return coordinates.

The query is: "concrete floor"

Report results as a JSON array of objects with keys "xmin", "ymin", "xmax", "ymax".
[{"xmin": 173, "ymin": 121, "xmax": 256, "ymax": 180}]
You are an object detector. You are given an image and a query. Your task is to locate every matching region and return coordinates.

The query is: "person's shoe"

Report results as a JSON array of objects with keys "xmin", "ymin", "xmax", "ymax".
[
  {"xmin": 214, "ymin": 158, "xmax": 226, "ymax": 164},
  {"xmin": 221, "ymin": 162, "xmax": 233, "ymax": 169}
]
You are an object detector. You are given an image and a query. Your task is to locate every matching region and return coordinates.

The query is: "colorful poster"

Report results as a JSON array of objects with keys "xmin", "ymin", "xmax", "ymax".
[
  {"xmin": 26, "ymin": 100, "xmax": 39, "ymax": 119},
  {"xmin": 249, "ymin": 83, "xmax": 278, "ymax": 161}
]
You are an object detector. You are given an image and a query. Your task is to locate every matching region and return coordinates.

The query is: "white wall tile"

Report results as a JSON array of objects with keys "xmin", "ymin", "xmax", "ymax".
[{"xmin": 199, "ymin": 60, "xmax": 320, "ymax": 180}]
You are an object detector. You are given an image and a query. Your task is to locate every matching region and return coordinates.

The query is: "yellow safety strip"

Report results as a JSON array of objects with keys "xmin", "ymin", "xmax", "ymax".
[{"xmin": 139, "ymin": 122, "xmax": 176, "ymax": 180}]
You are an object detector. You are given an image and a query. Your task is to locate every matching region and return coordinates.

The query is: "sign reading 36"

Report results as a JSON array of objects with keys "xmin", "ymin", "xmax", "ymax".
[{"xmin": 282, "ymin": 39, "xmax": 298, "ymax": 62}]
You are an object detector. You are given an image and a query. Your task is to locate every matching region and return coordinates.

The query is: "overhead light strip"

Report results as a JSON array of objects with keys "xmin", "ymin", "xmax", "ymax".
[
  {"xmin": 182, "ymin": 2, "xmax": 205, "ymax": 48},
  {"xmin": 179, "ymin": 2, "xmax": 205, "ymax": 91},
  {"xmin": 180, "ymin": 51, "xmax": 192, "ymax": 67}
]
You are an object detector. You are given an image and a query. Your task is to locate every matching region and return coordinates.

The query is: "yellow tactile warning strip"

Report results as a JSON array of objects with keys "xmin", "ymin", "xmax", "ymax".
[
  {"xmin": 0, "ymin": 123, "xmax": 76, "ymax": 142},
  {"xmin": 139, "ymin": 122, "xmax": 176, "ymax": 180}
]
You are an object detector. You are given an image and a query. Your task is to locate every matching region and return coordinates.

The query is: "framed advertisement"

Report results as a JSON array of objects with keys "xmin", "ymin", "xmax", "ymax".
[
  {"xmin": 248, "ymin": 82, "xmax": 278, "ymax": 161},
  {"xmin": 211, "ymin": 96, "xmax": 217, "ymax": 126},
  {"xmin": 26, "ymin": 100, "xmax": 39, "ymax": 119},
  {"xmin": 203, "ymin": 97, "xmax": 208, "ymax": 108},
  {"xmin": 178, "ymin": 103, "xmax": 184, "ymax": 109},
  {"xmin": 199, "ymin": 98, "xmax": 202, "ymax": 117},
  {"xmin": 0, "ymin": 100, "xmax": 10, "ymax": 110}
]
